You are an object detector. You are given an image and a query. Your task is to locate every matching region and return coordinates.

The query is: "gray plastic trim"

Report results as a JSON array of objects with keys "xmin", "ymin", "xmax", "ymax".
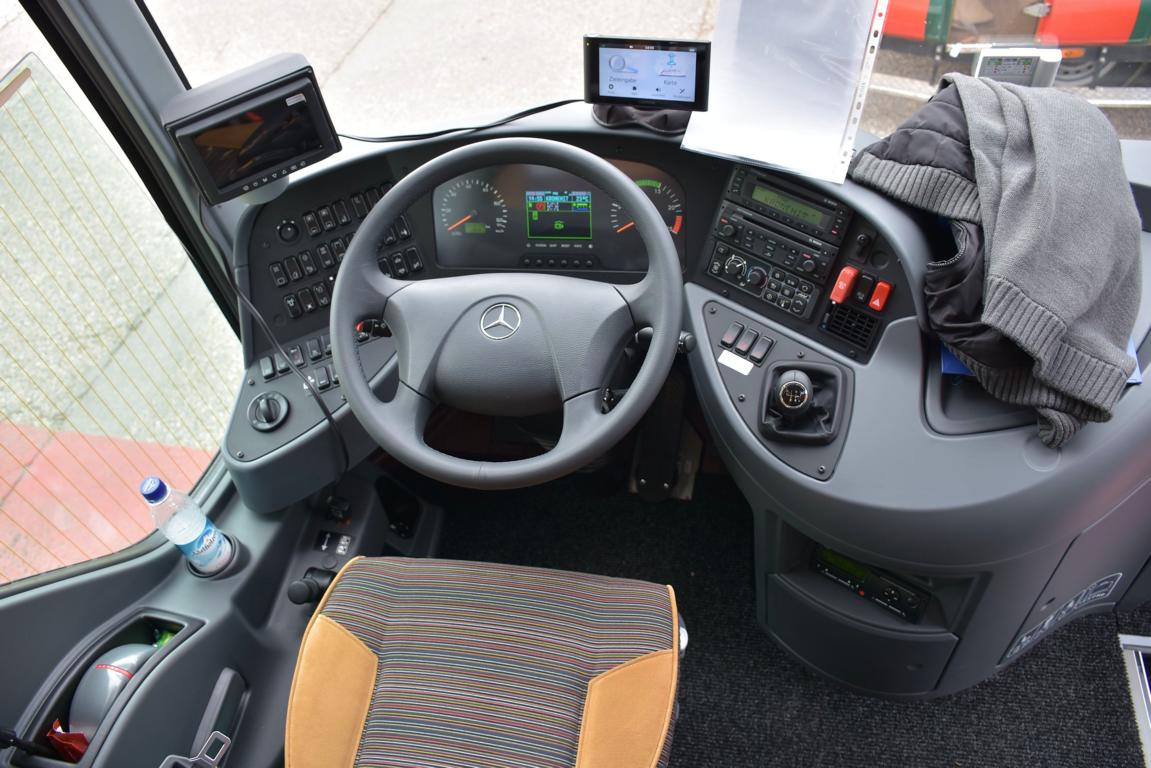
[{"xmin": 685, "ymin": 281, "xmax": 1151, "ymax": 568}]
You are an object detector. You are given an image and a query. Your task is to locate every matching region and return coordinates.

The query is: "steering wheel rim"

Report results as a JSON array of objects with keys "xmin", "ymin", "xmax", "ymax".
[{"xmin": 330, "ymin": 137, "xmax": 683, "ymax": 489}]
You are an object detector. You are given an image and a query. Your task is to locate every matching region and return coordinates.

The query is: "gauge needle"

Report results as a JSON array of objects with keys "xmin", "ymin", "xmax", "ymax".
[
  {"xmin": 447, "ymin": 213, "xmax": 474, "ymax": 232},
  {"xmin": 615, "ymin": 221, "xmax": 636, "ymax": 233}
]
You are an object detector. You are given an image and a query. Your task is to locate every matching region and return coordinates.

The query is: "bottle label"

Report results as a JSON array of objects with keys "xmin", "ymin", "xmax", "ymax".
[{"xmin": 177, "ymin": 520, "xmax": 234, "ymax": 575}]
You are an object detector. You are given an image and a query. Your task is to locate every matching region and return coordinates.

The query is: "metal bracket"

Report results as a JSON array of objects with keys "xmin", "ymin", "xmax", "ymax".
[{"xmin": 158, "ymin": 731, "xmax": 230, "ymax": 768}]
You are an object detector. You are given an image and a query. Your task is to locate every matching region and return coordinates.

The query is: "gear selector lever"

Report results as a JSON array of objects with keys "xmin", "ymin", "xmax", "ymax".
[
  {"xmin": 775, "ymin": 370, "xmax": 814, "ymax": 420},
  {"xmin": 761, "ymin": 362, "xmax": 844, "ymax": 445}
]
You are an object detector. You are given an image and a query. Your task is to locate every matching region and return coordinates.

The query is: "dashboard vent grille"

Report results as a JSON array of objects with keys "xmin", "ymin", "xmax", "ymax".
[{"xmin": 824, "ymin": 304, "xmax": 878, "ymax": 349}]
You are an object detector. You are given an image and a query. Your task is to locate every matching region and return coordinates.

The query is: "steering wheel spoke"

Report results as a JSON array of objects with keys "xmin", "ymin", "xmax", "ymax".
[
  {"xmin": 555, "ymin": 389, "xmax": 610, "ymax": 453},
  {"xmin": 338, "ymin": 259, "xmax": 405, "ymax": 324},
  {"xmin": 374, "ymin": 381, "xmax": 434, "ymax": 450},
  {"xmin": 615, "ymin": 275, "xmax": 663, "ymax": 328}
]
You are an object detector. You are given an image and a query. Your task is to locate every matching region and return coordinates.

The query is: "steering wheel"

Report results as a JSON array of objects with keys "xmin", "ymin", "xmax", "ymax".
[{"xmin": 330, "ymin": 138, "xmax": 683, "ymax": 489}]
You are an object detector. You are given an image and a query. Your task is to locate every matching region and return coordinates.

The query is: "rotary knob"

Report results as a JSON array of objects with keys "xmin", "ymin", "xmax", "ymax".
[
  {"xmin": 800, "ymin": 259, "xmax": 817, "ymax": 274},
  {"xmin": 718, "ymin": 223, "xmax": 737, "ymax": 238},
  {"xmin": 723, "ymin": 255, "xmax": 747, "ymax": 278},
  {"xmin": 746, "ymin": 267, "xmax": 767, "ymax": 287},
  {"xmin": 248, "ymin": 391, "xmax": 290, "ymax": 432}
]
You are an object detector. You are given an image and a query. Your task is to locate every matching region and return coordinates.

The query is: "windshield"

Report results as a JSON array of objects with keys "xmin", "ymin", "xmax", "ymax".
[{"xmin": 148, "ymin": 0, "xmax": 1149, "ymax": 140}]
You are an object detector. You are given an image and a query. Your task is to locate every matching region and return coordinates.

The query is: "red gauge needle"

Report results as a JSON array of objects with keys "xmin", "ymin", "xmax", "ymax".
[
  {"xmin": 447, "ymin": 213, "xmax": 474, "ymax": 232},
  {"xmin": 615, "ymin": 221, "xmax": 636, "ymax": 233}
]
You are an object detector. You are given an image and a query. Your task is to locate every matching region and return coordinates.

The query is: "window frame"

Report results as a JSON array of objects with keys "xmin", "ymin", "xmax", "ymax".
[
  {"xmin": 2, "ymin": 0, "xmax": 241, "ymax": 593},
  {"xmin": 17, "ymin": 0, "xmax": 240, "ymax": 333}
]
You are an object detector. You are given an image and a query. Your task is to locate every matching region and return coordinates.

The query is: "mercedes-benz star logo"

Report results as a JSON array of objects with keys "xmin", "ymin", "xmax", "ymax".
[{"xmin": 480, "ymin": 303, "xmax": 522, "ymax": 340}]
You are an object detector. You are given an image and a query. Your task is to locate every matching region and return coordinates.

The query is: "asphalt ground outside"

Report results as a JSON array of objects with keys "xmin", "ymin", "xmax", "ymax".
[{"xmin": 0, "ymin": 1, "xmax": 1147, "ymax": 582}]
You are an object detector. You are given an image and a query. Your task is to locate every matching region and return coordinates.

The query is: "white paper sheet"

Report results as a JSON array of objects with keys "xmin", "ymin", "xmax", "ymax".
[{"xmin": 683, "ymin": 0, "xmax": 888, "ymax": 184}]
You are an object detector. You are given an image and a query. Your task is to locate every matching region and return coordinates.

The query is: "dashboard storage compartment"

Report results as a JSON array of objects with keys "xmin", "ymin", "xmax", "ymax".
[
  {"xmin": 13, "ymin": 611, "xmax": 200, "ymax": 767},
  {"xmin": 767, "ymin": 574, "xmax": 958, "ymax": 696}
]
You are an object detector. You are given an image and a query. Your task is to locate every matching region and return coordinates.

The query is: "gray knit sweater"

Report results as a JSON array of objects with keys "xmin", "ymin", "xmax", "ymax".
[{"xmin": 850, "ymin": 74, "xmax": 1141, "ymax": 447}]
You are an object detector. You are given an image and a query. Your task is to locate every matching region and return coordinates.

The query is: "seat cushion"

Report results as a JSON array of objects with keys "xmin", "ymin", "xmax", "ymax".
[{"xmin": 287, "ymin": 557, "xmax": 679, "ymax": 768}]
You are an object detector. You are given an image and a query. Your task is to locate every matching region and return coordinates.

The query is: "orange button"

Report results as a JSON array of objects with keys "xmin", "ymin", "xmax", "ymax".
[
  {"xmin": 868, "ymin": 281, "xmax": 893, "ymax": 312},
  {"xmin": 829, "ymin": 266, "xmax": 859, "ymax": 304}
]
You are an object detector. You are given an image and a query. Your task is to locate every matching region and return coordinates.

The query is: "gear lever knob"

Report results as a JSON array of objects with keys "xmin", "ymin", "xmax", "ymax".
[{"xmin": 776, "ymin": 370, "xmax": 814, "ymax": 420}]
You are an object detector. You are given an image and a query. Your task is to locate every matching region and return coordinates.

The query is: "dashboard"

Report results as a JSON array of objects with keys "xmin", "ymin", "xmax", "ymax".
[
  {"xmin": 228, "ymin": 129, "xmax": 917, "ymax": 497},
  {"xmin": 219, "ymin": 112, "xmax": 1151, "ymax": 701},
  {"xmin": 433, "ymin": 160, "xmax": 686, "ymax": 271}
]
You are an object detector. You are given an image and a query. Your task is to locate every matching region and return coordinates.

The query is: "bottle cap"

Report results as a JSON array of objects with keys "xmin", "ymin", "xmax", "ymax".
[{"xmin": 139, "ymin": 476, "xmax": 169, "ymax": 504}]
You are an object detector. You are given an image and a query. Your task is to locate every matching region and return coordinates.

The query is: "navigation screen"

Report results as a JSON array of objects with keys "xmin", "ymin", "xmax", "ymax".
[
  {"xmin": 598, "ymin": 46, "xmax": 698, "ymax": 103},
  {"xmin": 525, "ymin": 190, "xmax": 592, "ymax": 240}
]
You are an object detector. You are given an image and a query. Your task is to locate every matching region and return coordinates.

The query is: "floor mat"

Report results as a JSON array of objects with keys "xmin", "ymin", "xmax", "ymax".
[{"xmin": 437, "ymin": 474, "xmax": 1145, "ymax": 768}]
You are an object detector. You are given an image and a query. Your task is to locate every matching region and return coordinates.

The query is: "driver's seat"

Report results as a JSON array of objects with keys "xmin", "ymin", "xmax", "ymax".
[{"xmin": 286, "ymin": 557, "xmax": 680, "ymax": 768}]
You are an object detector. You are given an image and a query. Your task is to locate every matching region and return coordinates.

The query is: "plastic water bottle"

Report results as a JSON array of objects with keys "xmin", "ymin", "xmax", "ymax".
[{"xmin": 140, "ymin": 477, "xmax": 234, "ymax": 575}]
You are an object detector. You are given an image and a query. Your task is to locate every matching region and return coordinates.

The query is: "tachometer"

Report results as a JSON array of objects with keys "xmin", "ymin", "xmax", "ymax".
[
  {"xmin": 609, "ymin": 179, "xmax": 684, "ymax": 236},
  {"xmin": 437, "ymin": 178, "xmax": 509, "ymax": 236}
]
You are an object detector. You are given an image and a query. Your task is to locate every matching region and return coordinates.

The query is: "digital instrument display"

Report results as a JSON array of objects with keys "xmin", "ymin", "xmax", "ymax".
[
  {"xmin": 526, "ymin": 191, "xmax": 593, "ymax": 240},
  {"xmin": 432, "ymin": 161, "xmax": 686, "ymax": 272},
  {"xmin": 750, "ymin": 185, "xmax": 832, "ymax": 229},
  {"xmin": 584, "ymin": 36, "xmax": 710, "ymax": 111}
]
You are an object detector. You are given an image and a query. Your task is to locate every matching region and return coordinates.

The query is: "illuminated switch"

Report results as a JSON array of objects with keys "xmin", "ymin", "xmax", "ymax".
[
  {"xmin": 869, "ymin": 281, "xmax": 893, "ymax": 312},
  {"xmin": 853, "ymin": 274, "xmax": 875, "ymax": 304},
  {"xmin": 829, "ymin": 266, "xmax": 859, "ymax": 304}
]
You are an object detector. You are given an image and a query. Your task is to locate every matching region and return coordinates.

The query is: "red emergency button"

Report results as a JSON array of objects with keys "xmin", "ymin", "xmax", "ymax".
[
  {"xmin": 868, "ymin": 281, "xmax": 893, "ymax": 312},
  {"xmin": 829, "ymin": 266, "xmax": 859, "ymax": 304}
]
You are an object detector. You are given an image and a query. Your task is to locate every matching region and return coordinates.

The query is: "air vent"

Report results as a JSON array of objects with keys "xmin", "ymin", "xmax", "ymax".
[{"xmin": 823, "ymin": 303, "xmax": 879, "ymax": 349}]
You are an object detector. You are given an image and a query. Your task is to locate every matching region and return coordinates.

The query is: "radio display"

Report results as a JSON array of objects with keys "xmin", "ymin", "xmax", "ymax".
[
  {"xmin": 751, "ymin": 185, "xmax": 832, "ymax": 229},
  {"xmin": 525, "ymin": 190, "xmax": 593, "ymax": 240}
]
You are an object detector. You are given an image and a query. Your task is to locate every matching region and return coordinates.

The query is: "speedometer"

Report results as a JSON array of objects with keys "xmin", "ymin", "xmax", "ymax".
[
  {"xmin": 437, "ymin": 178, "xmax": 509, "ymax": 236},
  {"xmin": 608, "ymin": 179, "xmax": 684, "ymax": 236}
]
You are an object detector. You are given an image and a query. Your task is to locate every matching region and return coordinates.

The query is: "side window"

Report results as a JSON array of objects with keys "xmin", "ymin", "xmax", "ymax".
[{"xmin": 0, "ymin": 42, "xmax": 241, "ymax": 586}]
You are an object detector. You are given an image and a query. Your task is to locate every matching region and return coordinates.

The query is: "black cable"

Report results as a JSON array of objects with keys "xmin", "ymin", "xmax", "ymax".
[
  {"xmin": 338, "ymin": 99, "xmax": 583, "ymax": 144},
  {"xmin": 1, "ymin": 727, "xmax": 55, "ymax": 758}
]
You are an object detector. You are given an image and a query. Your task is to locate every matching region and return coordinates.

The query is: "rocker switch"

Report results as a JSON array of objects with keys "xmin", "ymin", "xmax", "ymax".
[
  {"xmin": 829, "ymin": 266, "xmax": 859, "ymax": 304},
  {"xmin": 720, "ymin": 322, "xmax": 744, "ymax": 348},
  {"xmin": 734, "ymin": 328, "xmax": 759, "ymax": 356}
]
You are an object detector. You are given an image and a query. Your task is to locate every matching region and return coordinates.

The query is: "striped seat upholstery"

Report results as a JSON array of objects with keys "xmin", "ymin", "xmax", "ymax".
[{"xmin": 287, "ymin": 557, "xmax": 680, "ymax": 768}]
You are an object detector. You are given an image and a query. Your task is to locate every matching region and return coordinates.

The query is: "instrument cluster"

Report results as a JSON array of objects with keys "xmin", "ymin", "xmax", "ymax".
[{"xmin": 432, "ymin": 159, "xmax": 686, "ymax": 272}]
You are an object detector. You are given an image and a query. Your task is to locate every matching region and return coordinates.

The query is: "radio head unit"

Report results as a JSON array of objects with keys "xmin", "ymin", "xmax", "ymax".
[
  {"xmin": 162, "ymin": 54, "xmax": 340, "ymax": 205},
  {"xmin": 729, "ymin": 167, "xmax": 850, "ymax": 245}
]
